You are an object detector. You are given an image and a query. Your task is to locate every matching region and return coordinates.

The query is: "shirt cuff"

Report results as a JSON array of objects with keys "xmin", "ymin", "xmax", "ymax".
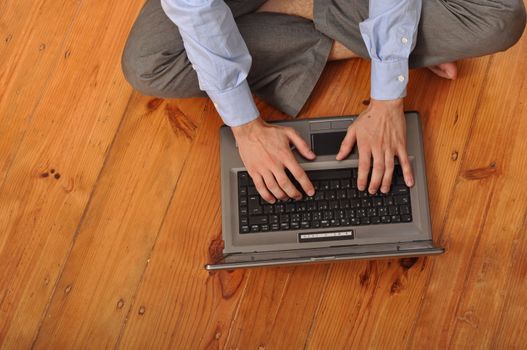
[
  {"xmin": 370, "ymin": 59, "xmax": 409, "ymax": 100},
  {"xmin": 207, "ymin": 80, "xmax": 260, "ymax": 127}
]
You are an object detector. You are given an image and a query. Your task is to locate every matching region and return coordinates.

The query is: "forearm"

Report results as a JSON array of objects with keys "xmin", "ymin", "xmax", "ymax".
[{"xmin": 161, "ymin": 0, "xmax": 259, "ymax": 126}]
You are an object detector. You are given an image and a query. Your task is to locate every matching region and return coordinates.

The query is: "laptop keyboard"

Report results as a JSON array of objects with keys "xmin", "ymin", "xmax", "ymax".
[{"xmin": 237, "ymin": 165, "xmax": 412, "ymax": 234}]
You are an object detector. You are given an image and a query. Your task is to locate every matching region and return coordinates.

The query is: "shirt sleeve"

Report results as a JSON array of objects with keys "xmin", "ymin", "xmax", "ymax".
[
  {"xmin": 359, "ymin": 0, "xmax": 422, "ymax": 100},
  {"xmin": 161, "ymin": 0, "xmax": 259, "ymax": 126}
]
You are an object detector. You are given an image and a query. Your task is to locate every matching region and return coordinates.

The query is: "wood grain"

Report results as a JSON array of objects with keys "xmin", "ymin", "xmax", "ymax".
[{"xmin": 0, "ymin": 1, "xmax": 526, "ymax": 349}]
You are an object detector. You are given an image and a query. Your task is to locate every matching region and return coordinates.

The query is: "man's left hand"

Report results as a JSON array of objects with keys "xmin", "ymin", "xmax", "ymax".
[{"xmin": 336, "ymin": 98, "xmax": 414, "ymax": 194}]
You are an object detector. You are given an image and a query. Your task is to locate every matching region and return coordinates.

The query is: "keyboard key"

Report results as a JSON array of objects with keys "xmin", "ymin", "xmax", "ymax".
[
  {"xmin": 275, "ymin": 203, "xmax": 285, "ymax": 213},
  {"xmin": 370, "ymin": 216, "xmax": 381, "ymax": 224},
  {"xmin": 280, "ymin": 214, "xmax": 290, "ymax": 223},
  {"xmin": 372, "ymin": 197, "xmax": 384, "ymax": 207},
  {"xmin": 240, "ymin": 216, "xmax": 248, "ymax": 225},
  {"xmin": 311, "ymin": 220, "xmax": 321, "ymax": 228},
  {"xmin": 261, "ymin": 224, "xmax": 269, "ymax": 231},
  {"xmin": 250, "ymin": 224, "xmax": 260, "ymax": 232},
  {"xmin": 300, "ymin": 221, "xmax": 310, "ymax": 229},
  {"xmin": 393, "ymin": 185, "xmax": 409, "ymax": 194},
  {"xmin": 391, "ymin": 215, "xmax": 401, "ymax": 223},
  {"xmin": 330, "ymin": 180, "xmax": 340, "ymax": 189},
  {"xmin": 367, "ymin": 208, "xmax": 377, "ymax": 217},
  {"xmin": 361, "ymin": 198, "xmax": 372, "ymax": 207},
  {"xmin": 388, "ymin": 205, "xmax": 399, "ymax": 215},
  {"xmin": 360, "ymin": 217, "xmax": 370, "ymax": 225},
  {"xmin": 280, "ymin": 223, "xmax": 290, "ymax": 230},
  {"xmin": 248, "ymin": 186, "xmax": 258, "ymax": 196},
  {"xmin": 269, "ymin": 215, "xmax": 279, "ymax": 224},
  {"xmin": 249, "ymin": 196, "xmax": 262, "ymax": 215},
  {"xmin": 249, "ymin": 215, "xmax": 268, "ymax": 225},
  {"xmin": 401, "ymin": 214, "xmax": 412, "ymax": 222},
  {"xmin": 400, "ymin": 204, "xmax": 410, "ymax": 215},
  {"xmin": 286, "ymin": 203, "xmax": 296, "ymax": 212},
  {"xmin": 263, "ymin": 205, "xmax": 273, "ymax": 214},
  {"xmin": 323, "ymin": 211, "xmax": 333, "ymax": 220},
  {"xmin": 238, "ymin": 172, "xmax": 249, "ymax": 186},
  {"xmin": 240, "ymin": 225, "xmax": 250, "ymax": 233},
  {"xmin": 330, "ymin": 219, "xmax": 340, "ymax": 226},
  {"xmin": 239, "ymin": 187, "xmax": 247, "ymax": 196},
  {"xmin": 270, "ymin": 223, "xmax": 280, "ymax": 231},
  {"xmin": 381, "ymin": 215, "xmax": 391, "ymax": 223},
  {"xmin": 320, "ymin": 220, "xmax": 330, "ymax": 227},
  {"xmin": 291, "ymin": 222, "xmax": 300, "ymax": 229},
  {"xmin": 394, "ymin": 195, "xmax": 410, "ymax": 205},
  {"xmin": 240, "ymin": 206, "xmax": 248, "ymax": 215},
  {"xmin": 317, "ymin": 201, "xmax": 328, "ymax": 210}
]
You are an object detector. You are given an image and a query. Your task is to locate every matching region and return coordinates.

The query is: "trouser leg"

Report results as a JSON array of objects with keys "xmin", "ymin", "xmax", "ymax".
[
  {"xmin": 314, "ymin": 0, "xmax": 527, "ymax": 68},
  {"xmin": 121, "ymin": 0, "xmax": 332, "ymax": 116}
]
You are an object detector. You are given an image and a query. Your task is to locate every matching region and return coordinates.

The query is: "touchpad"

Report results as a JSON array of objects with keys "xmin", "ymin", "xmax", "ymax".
[{"xmin": 311, "ymin": 131, "xmax": 347, "ymax": 156}]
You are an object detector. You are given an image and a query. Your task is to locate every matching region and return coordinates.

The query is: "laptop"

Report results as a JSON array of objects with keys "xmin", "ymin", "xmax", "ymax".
[{"xmin": 205, "ymin": 112, "xmax": 444, "ymax": 270}]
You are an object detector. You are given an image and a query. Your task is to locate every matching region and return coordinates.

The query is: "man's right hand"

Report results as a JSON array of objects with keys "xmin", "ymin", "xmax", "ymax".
[{"xmin": 232, "ymin": 117, "xmax": 316, "ymax": 204}]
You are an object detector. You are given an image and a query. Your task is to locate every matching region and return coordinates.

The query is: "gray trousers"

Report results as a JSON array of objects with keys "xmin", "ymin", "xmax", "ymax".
[{"xmin": 122, "ymin": 0, "xmax": 526, "ymax": 117}]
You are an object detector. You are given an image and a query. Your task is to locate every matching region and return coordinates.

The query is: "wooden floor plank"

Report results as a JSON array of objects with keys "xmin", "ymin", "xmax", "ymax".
[
  {"xmin": 115, "ymin": 107, "xmax": 249, "ymax": 349},
  {"xmin": 409, "ymin": 34, "xmax": 527, "ymax": 349},
  {"xmin": 0, "ymin": 0, "xmax": 82, "ymax": 193},
  {"xmin": 31, "ymin": 95, "xmax": 207, "ymax": 349},
  {"xmin": 445, "ymin": 39, "xmax": 527, "ymax": 349},
  {"xmin": 0, "ymin": 0, "xmax": 144, "ymax": 347}
]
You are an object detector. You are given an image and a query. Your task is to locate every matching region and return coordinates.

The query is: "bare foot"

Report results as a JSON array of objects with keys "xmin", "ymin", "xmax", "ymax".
[{"xmin": 428, "ymin": 62, "xmax": 458, "ymax": 79}]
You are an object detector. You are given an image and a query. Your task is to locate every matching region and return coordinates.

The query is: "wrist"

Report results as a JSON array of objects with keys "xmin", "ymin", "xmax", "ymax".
[
  {"xmin": 231, "ymin": 116, "xmax": 265, "ymax": 139},
  {"xmin": 370, "ymin": 98, "xmax": 404, "ymax": 109}
]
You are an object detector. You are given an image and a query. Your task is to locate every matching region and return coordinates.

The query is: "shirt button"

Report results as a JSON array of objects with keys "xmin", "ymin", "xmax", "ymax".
[
  {"xmin": 401, "ymin": 37, "xmax": 408, "ymax": 44},
  {"xmin": 398, "ymin": 75, "xmax": 405, "ymax": 82}
]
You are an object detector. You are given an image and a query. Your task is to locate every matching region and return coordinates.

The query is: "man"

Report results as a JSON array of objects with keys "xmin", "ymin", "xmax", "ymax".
[{"xmin": 122, "ymin": 0, "xmax": 525, "ymax": 203}]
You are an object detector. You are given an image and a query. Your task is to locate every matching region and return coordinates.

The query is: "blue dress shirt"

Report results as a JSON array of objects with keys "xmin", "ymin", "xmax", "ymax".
[{"xmin": 161, "ymin": 0, "xmax": 422, "ymax": 126}]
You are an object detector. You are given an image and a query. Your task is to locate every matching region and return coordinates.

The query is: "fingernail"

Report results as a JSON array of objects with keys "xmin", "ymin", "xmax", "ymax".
[{"xmin": 307, "ymin": 190, "xmax": 315, "ymax": 196}]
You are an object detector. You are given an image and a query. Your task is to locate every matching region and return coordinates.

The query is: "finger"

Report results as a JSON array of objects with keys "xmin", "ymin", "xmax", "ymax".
[
  {"xmin": 336, "ymin": 127, "xmax": 357, "ymax": 160},
  {"xmin": 368, "ymin": 148, "xmax": 384, "ymax": 194},
  {"xmin": 251, "ymin": 173, "xmax": 276, "ymax": 203},
  {"xmin": 274, "ymin": 168, "xmax": 302, "ymax": 200},
  {"xmin": 397, "ymin": 146, "xmax": 414, "ymax": 187},
  {"xmin": 286, "ymin": 128, "xmax": 316, "ymax": 160},
  {"xmin": 261, "ymin": 170, "xmax": 288, "ymax": 201},
  {"xmin": 285, "ymin": 158, "xmax": 315, "ymax": 196},
  {"xmin": 381, "ymin": 151, "xmax": 395, "ymax": 193},
  {"xmin": 357, "ymin": 144, "xmax": 371, "ymax": 191}
]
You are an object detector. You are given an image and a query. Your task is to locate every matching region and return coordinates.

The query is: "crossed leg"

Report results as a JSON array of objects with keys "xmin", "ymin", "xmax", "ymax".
[{"xmin": 257, "ymin": 0, "xmax": 458, "ymax": 79}]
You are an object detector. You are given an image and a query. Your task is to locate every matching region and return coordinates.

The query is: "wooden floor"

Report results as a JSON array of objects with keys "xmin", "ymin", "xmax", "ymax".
[{"xmin": 1, "ymin": 0, "xmax": 526, "ymax": 348}]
